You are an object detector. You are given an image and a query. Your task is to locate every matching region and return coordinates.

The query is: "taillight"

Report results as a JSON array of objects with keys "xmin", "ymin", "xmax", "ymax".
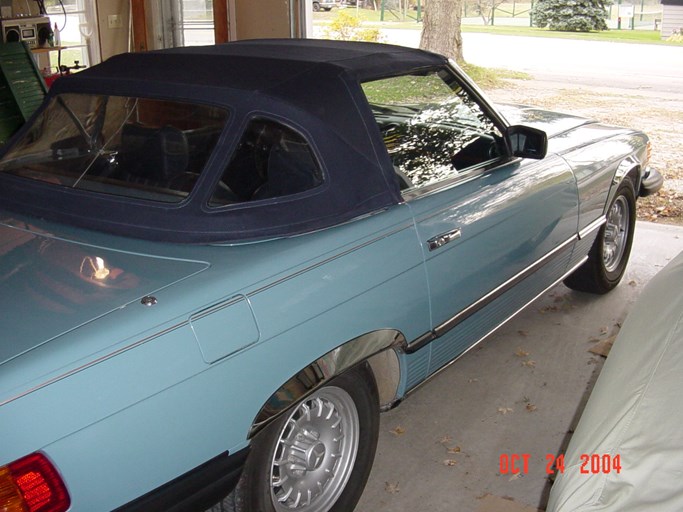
[{"xmin": 0, "ymin": 453, "xmax": 70, "ymax": 512}]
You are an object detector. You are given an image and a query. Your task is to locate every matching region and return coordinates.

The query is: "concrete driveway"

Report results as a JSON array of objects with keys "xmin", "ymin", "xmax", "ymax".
[
  {"xmin": 380, "ymin": 30, "xmax": 683, "ymax": 94},
  {"xmin": 356, "ymin": 221, "xmax": 683, "ymax": 512}
]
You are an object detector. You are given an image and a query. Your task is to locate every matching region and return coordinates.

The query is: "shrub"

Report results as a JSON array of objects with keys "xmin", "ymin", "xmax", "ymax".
[{"xmin": 323, "ymin": 11, "xmax": 382, "ymax": 41}]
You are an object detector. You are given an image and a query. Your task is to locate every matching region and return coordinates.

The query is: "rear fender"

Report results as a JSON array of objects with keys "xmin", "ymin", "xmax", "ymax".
[{"xmin": 248, "ymin": 329, "xmax": 405, "ymax": 438}]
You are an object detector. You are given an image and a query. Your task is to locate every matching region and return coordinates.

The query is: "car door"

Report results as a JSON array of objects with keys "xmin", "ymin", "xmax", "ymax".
[{"xmin": 361, "ymin": 69, "xmax": 579, "ymax": 377}]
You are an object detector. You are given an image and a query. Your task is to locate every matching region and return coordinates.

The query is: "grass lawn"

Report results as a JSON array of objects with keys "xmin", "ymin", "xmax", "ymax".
[
  {"xmin": 461, "ymin": 25, "xmax": 679, "ymax": 45},
  {"xmin": 313, "ymin": 8, "xmax": 683, "ymax": 46}
]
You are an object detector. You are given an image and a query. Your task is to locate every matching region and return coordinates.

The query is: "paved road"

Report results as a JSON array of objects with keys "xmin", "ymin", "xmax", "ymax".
[{"xmin": 381, "ymin": 29, "xmax": 683, "ymax": 94}]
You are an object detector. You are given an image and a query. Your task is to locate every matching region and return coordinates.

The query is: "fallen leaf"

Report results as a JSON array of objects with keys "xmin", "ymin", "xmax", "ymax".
[
  {"xmin": 498, "ymin": 407, "xmax": 513, "ymax": 415},
  {"xmin": 443, "ymin": 459, "xmax": 457, "ymax": 466},
  {"xmin": 390, "ymin": 426, "xmax": 405, "ymax": 437},
  {"xmin": 526, "ymin": 403, "xmax": 537, "ymax": 412},
  {"xmin": 508, "ymin": 473, "xmax": 524, "ymax": 481},
  {"xmin": 438, "ymin": 435, "xmax": 453, "ymax": 444},
  {"xmin": 521, "ymin": 360, "xmax": 536, "ymax": 368},
  {"xmin": 515, "ymin": 347, "xmax": 530, "ymax": 357},
  {"xmin": 600, "ymin": 326, "xmax": 609, "ymax": 335},
  {"xmin": 589, "ymin": 336, "xmax": 617, "ymax": 357},
  {"xmin": 629, "ymin": 280, "xmax": 638, "ymax": 287},
  {"xmin": 384, "ymin": 481, "xmax": 400, "ymax": 494},
  {"xmin": 517, "ymin": 330, "xmax": 529, "ymax": 337},
  {"xmin": 447, "ymin": 445, "xmax": 462, "ymax": 454}
]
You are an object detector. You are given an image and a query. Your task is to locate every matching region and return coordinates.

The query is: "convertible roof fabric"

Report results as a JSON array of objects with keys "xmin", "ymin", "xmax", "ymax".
[
  {"xmin": 1, "ymin": 40, "xmax": 447, "ymax": 243},
  {"xmin": 67, "ymin": 39, "xmax": 447, "ymax": 90}
]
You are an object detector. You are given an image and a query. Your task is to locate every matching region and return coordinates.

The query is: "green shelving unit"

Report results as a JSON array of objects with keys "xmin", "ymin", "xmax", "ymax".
[{"xmin": 0, "ymin": 42, "xmax": 47, "ymax": 144}]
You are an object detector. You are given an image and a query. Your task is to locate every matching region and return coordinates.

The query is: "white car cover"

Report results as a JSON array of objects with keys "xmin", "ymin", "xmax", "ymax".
[{"xmin": 548, "ymin": 249, "xmax": 683, "ymax": 511}]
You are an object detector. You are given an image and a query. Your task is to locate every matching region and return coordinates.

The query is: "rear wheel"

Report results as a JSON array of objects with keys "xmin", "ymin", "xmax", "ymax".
[
  {"xmin": 564, "ymin": 179, "xmax": 636, "ymax": 294},
  {"xmin": 225, "ymin": 364, "xmax": 379, "ymax": 512}
]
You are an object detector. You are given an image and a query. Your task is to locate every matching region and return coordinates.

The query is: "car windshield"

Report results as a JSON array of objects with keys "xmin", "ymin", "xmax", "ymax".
[{"xmin": 0, "ymin": 94, "xmax": 228, "ymax": 203}]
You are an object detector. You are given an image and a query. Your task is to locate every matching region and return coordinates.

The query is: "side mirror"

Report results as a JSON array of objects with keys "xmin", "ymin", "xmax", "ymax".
[{"xmin": 506, "ymin": 125, "xmax": 548, "ymax": 160}]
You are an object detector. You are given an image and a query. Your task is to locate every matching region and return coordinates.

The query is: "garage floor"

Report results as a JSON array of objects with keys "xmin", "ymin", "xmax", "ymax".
[{"xmin": 356, "ymin": 221, "xmax": 683, "ymax": 512}]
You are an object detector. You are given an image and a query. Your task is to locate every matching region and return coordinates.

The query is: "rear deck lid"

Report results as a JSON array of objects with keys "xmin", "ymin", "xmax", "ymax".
[{"xmin": 0, "ymin": 219, "xmax": 209, "ymax": 366}]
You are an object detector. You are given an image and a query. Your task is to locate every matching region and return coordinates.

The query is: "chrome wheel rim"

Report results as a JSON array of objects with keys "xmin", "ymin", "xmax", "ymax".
[
  {"xmin": 603, "ymin": 195, "xmax": 629, "ymax": 273},
  {"xmin": 270, "ymin": 386, "xmax": 359, "ymax": 511}
]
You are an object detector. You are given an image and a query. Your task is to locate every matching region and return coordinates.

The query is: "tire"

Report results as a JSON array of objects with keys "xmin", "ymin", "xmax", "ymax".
[
  {"xmin": 224, "ymin": 364, "xmax": 379, "ymax": 512},
  {"xmin": 564, "ymin": 179, "xmax": 636, "ymax": 294},
  {"xmin": 312, "ymin": 2, "xmax": 321, "ymax": 11}
]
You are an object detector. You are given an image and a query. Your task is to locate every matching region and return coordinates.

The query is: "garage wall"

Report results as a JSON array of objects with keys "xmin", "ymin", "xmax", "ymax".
[
  {"xmin": 97, "ymin": 0, "xmax": 131, "ymax": 60},
  {"xmin": 6, "ymin": 0, "xmax": 299, "ymax": 60},
  {"xmin": 7, "ymin": 1, "xmax": 34, "ymax": 17},
  {"xmin": 95, "ymin": 0, "xmax": 296, "ymax": 57}
]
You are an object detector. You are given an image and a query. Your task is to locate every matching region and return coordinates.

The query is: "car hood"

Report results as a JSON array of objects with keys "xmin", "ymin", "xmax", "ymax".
[
  {"xmin": 0, "ymin": 218, "xmax": 209, "ymax": 367},
  {"xmin": 495, "ymin": 103, "xmax": 595, "ymax": 138}
]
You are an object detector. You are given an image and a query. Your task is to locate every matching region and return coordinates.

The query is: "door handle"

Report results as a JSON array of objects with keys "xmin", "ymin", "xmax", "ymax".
[{"xmin": 427, "ymin": 228, "xmax": 462, "ymax": 251}]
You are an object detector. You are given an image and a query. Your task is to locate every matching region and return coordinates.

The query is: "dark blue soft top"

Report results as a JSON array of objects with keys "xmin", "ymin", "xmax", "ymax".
[{"xmin": 0, "ymin": 40, "xmax": 447, "ymax": 243}]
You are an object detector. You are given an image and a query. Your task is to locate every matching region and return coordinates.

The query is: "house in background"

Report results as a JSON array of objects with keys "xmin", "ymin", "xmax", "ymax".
[{"xmin": 661, "ymin": 0, "xmax": 683, "ymax": 37}]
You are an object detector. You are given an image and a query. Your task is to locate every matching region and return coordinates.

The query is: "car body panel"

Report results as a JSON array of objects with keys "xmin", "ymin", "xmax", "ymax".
[
  {"xmin": 0, "ymin": 40, "xmax": 661, "ymax": 510},
  {"xmin": 498, "ymin": 104, "xmax": 648, "ymax": 232},
  {"xmin": 0, "ymin": 219, "xmax": 209, "ymax": 368},
  {"xmin": 408, "ymin": 155, "xmax": 579, "ymax": 373}
]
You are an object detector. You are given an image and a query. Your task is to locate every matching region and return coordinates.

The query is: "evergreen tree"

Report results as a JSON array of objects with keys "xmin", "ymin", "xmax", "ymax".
[{"xmin": 532, "ymin": 0, "xmax": 610, "ymax": 32}]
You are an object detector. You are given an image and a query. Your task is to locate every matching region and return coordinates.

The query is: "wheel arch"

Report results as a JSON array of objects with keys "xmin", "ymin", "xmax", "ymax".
[
  {"xmin": 248, "ymin": 329, "xmax": 406, "ymax": 439},
  {"xmin": 606, "ymin": 156, "xmax": 641, "ymax": 213}
]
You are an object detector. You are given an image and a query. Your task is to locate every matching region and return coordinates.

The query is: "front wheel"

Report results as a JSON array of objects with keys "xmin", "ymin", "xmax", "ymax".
[
  {"xmin": 564, "ymin": 179, "xmax": 636, "ymax": 294},
  {"xmin": 227, "ymin": 364, "xmax": 379, "ymax": 512}
]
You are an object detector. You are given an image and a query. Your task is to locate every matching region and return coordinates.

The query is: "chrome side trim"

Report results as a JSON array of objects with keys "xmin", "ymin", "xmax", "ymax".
[
  {"xmin": 0, "ymin": 320, "xmax": 189, "ymax": 408},
  {"xmin": 406, "ymin": 255, "xmax": 589, "ymax": 396},
  {"xmin": 406, "ymin": 330, "xmax": 437, "ymax": 354},
  {"xmin": 189, "ymin": 295, "xmax": 244, "ymax": 321},
  {"xmin": 249, "ymin": 222, "xmax": 414, "ymax": 298},
  {"xmin": 407, "ymin": 234, "xmax": 577, "ymax": 353},
  {"xmin": 249, "ymin": 329, "xmax": 405, "ymax": 437},
  {"xmin": 2, "ymin": 224, "xmax": 414, "ymax": 408},
  {"xmin": 578, "ymin": 217, "xmax": 606, "ymax": 240}
]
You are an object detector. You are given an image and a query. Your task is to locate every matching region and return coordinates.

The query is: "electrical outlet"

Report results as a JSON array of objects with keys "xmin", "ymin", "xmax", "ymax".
[{"xmin": 108, "ymin": 14, "xmax": 123, "ymax": 29}]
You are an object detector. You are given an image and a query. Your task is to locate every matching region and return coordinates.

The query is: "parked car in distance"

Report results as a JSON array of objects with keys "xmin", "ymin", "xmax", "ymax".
[
  {"xmin": 0, "ymin": 39, "xmax": 662, "ymax": 512},
  {"xmin": 548, "ymin": 249, "xmax": 683, "ymax": 511},
  {"xmin": 313, "ymin": 0, "xmax": 339, "ymax": 11}
]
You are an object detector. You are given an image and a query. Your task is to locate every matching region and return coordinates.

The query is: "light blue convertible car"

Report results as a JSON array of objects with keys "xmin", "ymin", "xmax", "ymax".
[{"xmin": 0, "ymin": 39, "xmax": 662, "ymax": 512}]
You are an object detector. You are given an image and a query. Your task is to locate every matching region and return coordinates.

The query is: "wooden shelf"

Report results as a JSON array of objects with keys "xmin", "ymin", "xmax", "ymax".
[{"xmin": 30, "ymin": 46, "xmax": 67, "ymax": 54}]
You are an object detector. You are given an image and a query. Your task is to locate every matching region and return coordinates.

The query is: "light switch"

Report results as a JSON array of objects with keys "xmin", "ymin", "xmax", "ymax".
[{"xmin": 108, "ymin": 14, "xmax": 123, "ymax": 29}]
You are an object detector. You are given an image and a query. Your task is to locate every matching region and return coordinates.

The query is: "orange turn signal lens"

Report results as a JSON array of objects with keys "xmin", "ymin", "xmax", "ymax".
[{"xmin": 0, "ymin": 453, "xmax": 70, "ymax": 512}]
